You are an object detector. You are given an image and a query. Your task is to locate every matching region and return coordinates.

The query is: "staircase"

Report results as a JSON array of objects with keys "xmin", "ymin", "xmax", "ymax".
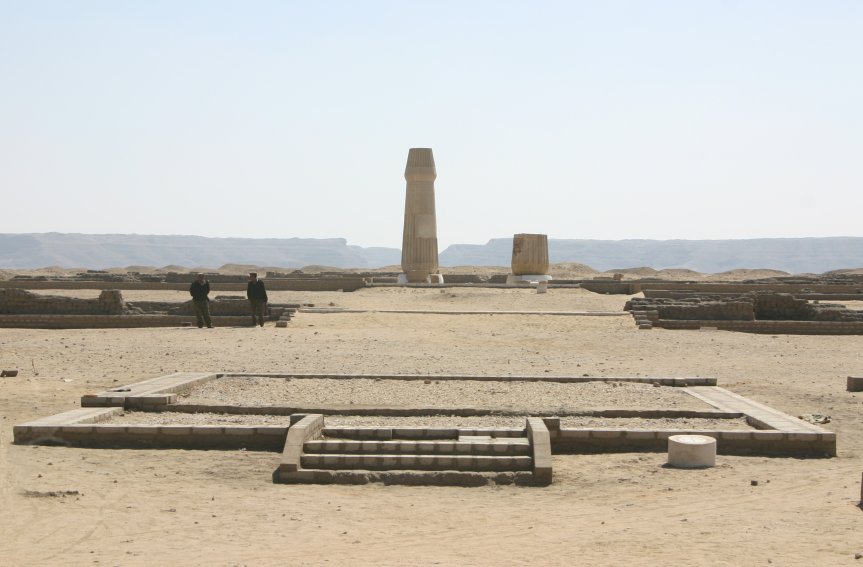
[{"xmin": 273, "ymin": 415, "xmax": 552, "ymax": 486}]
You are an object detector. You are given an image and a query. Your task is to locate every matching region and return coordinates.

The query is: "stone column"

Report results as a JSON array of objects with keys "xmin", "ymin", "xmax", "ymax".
[
  {"xmin": 511, "ymin": 233, "xmax": 550, "ymax": 276},
  {"xmin": 507, "ymin": 233, "xmax": 552, "ymax": 286},
  {"xmin": 400, "ymin": 148, "xmax": 442, "ymax": 283}
]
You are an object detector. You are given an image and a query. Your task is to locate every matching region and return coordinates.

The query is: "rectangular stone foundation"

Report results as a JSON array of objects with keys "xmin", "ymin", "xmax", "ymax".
[{"xmin": 13, "ymin": 373, "xmax": 836, "ymax": 459}]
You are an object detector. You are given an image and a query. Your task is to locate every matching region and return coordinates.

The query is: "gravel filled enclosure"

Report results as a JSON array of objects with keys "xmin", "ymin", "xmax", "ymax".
[
  {"xmin": 106, "ymin": 411, "xmax": 753, "ymax": 430},
  {"xmin": 175, "ymin": 376, "xmax": 715, "ymax": 411}
]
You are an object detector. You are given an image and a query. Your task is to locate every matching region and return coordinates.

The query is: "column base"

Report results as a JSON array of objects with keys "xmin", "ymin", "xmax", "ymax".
[
  {"xmin": 398, "ymin": 273, "xmax": 445, "ymax": 285},
  {"xmin": 506, "ymin": 274, "xmax": 553, "ymax": 287}
]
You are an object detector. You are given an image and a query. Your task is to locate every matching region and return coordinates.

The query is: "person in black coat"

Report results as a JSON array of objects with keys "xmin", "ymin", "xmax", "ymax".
[
  {"xmin": 246, "ymin": 272, "xmax": 268, "ymax": 327},
  {"xmin": 189, "ymin": 273, "xmax": 213, "ymax": 328}
]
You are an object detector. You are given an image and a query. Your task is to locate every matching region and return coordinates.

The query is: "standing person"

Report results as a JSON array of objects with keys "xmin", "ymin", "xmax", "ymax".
[
  {"xmin": 246, "ymin": 272, "xmax": 268, "ymax": 327},
  {"xmin": 189, "ymin": 273, "xmax": 213, "ymax": 328}
]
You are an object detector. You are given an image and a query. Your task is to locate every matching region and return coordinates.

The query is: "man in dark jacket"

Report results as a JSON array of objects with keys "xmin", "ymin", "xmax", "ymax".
[
  {"xmin": 246, "ymin": 272, "xmax": 268, "ymax": 327},
  {"xmin": 189, "ymin": 273, "xmax": 213, "ymax": 328}
]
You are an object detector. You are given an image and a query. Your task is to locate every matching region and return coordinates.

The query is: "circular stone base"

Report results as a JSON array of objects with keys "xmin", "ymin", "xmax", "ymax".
[
  {"xmin": 667, "ymin": 434, "xmax": 716, "ymax": 468},
  {"xmin": 506, "ymin": 274, "xmax": 553, "ymax": 286}
]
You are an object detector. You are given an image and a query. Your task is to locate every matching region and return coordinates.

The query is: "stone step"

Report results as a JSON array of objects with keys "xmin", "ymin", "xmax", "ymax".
[
  {"xmin": 300, "ymin": 453, "xmax": 533, "ymax": 472},
  {"xmin": 304, "ymin": 438, "xmax": 530, "ymax": 456},
  {"xmin": 321, "ymin": 427, "xmax": 526, "ymax": 440},
  {"xmin": 274, "ymin": 468, "xmax": 535, "ymax": 486}
]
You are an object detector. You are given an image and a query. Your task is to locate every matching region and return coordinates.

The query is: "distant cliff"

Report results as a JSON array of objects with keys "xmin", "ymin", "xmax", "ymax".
[
  {"xmin": 440, "ymin": 237, "xmax": 863, "ymax": 274},
  {"xmin": 0, "ymin": 233, "xmax": 861, "ymax": 273},
  {"xmin": 0, "ymin": 233, "xmax": 401, "ymax": 270}
]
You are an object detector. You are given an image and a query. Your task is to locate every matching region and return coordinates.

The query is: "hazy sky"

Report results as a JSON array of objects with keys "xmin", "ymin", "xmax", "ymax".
[{"xmin": 2, "ymin": 1, "xmax": 861, "ymax": 249}]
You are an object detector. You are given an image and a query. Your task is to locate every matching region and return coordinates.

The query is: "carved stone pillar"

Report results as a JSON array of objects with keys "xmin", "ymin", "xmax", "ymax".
[
  {"xmin": 507, "ymin": 233, "xmax": 552, "ymax": 286},
  {"xmin": 400, "ymin": 148, "xmax": 441, "ymax": 283},
  {"xmin": 511, "ymin": 233, "xmax": 550, "ymax": 276}
]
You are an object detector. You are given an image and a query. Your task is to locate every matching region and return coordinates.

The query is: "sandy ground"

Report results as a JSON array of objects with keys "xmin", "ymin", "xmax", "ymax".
[
  {"xmin": 2, "ymin": 286, "xmax": 863, "ymax": 566},
  {"xmin": 177, "ymin": 377, "xmax": 710, "ymax": 411},
  {"xmin": 106, "ymin": 412, "xmax": 752, "ymax": 431}
]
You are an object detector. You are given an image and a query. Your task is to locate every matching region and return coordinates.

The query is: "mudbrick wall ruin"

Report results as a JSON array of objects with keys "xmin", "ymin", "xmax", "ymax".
[
  {"xmin": 0, "ymin": 289, "xmax": 297, "ymax": 322},
  {"xmin": 625, "ymin": 293, "xmax": 863, "ymax": 323},
  {"xmin": 0, "ymin": 289, "xmax": 127, "ymax": 315}
]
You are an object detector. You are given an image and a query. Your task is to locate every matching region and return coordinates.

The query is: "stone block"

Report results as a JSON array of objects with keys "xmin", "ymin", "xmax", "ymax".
[
  {"xmin": 94, "ymin": 426, "xmax": 127, "ymax": 435},
  {"xmin": 752, "ymin": 431, "xmax": 785, "ymax": 442},
  {"xmin": 847, "ymin": 376, "xmax": 863, "ymax": 392},
  {"xmin": 667, "ymin": 435, "xmax": 716, "ymax": 468},
  {"xmin": 225, "ymin": 426, "xmax": 255, "ymax": 436},
  {"xmin": 127, "ymin": 426, "xmax": 160, "ymax": 436},
  {"xmin": 161, "ymin": 426, "xmax": 193, "ymax": 436},
  {"xmin": 559, "ymin": 429, "xmax": 591, "ymax": 439},
  {"xmin": 718, "ymin": 431, "xmax": 752, "ymax": 441},
  {"xmin": 191, "ymin": 427, "xmax": 224, "ymax": 436},
  {"xmin": 591, "ymin": 429, "xmax": 625, "ymax": 439},
  {"xmin": 624, "ymin": 430, "xmax": 657, "ymax": 440},
  {"xmin": 526, "ymin": 417, "xmax": 553, "ymax": 485}
]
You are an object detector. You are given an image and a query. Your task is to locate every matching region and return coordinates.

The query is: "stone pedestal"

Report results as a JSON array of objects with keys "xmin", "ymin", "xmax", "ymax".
[
  {"xmin": 505, "ymin": 274, "xmax": 553, "ymax": 286},
  {"xmin": 400, "ymin": 148, "xmax": 442, "ymax": 284},
  {"xmin": 667, "ymin": 434, "xmax": 716, "ymax": 468},
  {"xmin": 397, "ymin": 273, "xmax": 445, "ymax": 285}
]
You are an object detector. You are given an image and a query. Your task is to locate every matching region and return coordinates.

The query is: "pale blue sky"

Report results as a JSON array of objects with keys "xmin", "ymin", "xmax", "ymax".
[{"xmin": 1, "ymin": 1, "xmax": 861, "ymax": 248}]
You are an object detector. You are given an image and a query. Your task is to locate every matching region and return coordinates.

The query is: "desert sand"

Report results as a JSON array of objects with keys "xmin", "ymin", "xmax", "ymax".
[{"xmin": 2, "ymin": 286, "xmax": 862, "ymax": 566}]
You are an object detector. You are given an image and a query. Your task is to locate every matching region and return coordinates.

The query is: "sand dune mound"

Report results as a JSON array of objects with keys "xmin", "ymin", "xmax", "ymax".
[
  {"xmin": 713, "ymin": 268, "xmax": 790, "ymax": 281},
  {"xmin": 608, "ymin": 267, "xmax": 658, "ymax": 276},
  {"xmin": 825, "ymin": 267, "xmax": 863, "ymax": 275},
  {"xmin": 217, "ymin": 264, "xmax": 263, "ymax": 274},
  {"xmin": 653, "ymin": 268, "xmax": 707, "ymax": 280},
  {"xmin": 299, "ymin": 265, "xmax": 349, "ymax": 273},
  {"xmin": 550, "ymin": 262, "xmax": 599, "ymax": 277}
]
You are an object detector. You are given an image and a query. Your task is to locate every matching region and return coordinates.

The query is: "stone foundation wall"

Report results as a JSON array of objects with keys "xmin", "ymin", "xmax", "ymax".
[
  {"xmin": 627, "ymin": 293, "xmax": 863, "ymax": 323},
  {"xmin": 0, "ymin": 278, "xmax": 367, "ymax": 292},
  {"xmin": 657, "ymin": 319, "xmax": 863, "ymax": 335},
  {"xmin": 0, "ymin": 314, "xmax": 265, "ymax": 329},
  {"xmin": 0, "ymin": 289, "xmax": 126, "ymax": 315},
  {"xmin": 659, "ymin": 300, "xmax": 754, "ymax": 321}
]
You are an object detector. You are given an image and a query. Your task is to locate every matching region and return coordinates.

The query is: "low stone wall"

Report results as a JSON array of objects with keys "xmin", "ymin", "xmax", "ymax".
[
  {"xmin": 0, "ymin": 315, "xmax": 267, "ymax": 329},
  {"xmin": 0, "ymin": 289, "xmax": 126, "ymax": 315},
  {"xmin": 0, "ymin": 288, "xmax": 300, "ymax": 328},
  {"xmin": 0, "ymin": 278, "xmax": 367, "ymax": 292},
  {"xmin": 644, "ymin": 290, "xmax": 863, "ymax": 302},
  {"xmin": 580, "ymin": 282, "xmax": 639, "ymax": 294},
  {"xmin": 637, "ymin": 282, "xmax": 863, "ymax": 294},
  {"xmin": 14, "ymin": 375, "xmax": 836, "ymax": 459},
  {"xmin": 14, "ymin": 422, "xmax": 289, "ymax": 450},
  {"xmin": 657, "ymin": 320, "xmax": 863, "ymax": 334},
  {"xmin": 547, "ymin": 427, "xmax": 835, "ymax": 457},
  {"xmin": 660, "ymin": 300, "xmax": 754, "ymax": 321},
  {"xmin": 627, "ymin": 292, "xmax": 863, "ymax": 332}
]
